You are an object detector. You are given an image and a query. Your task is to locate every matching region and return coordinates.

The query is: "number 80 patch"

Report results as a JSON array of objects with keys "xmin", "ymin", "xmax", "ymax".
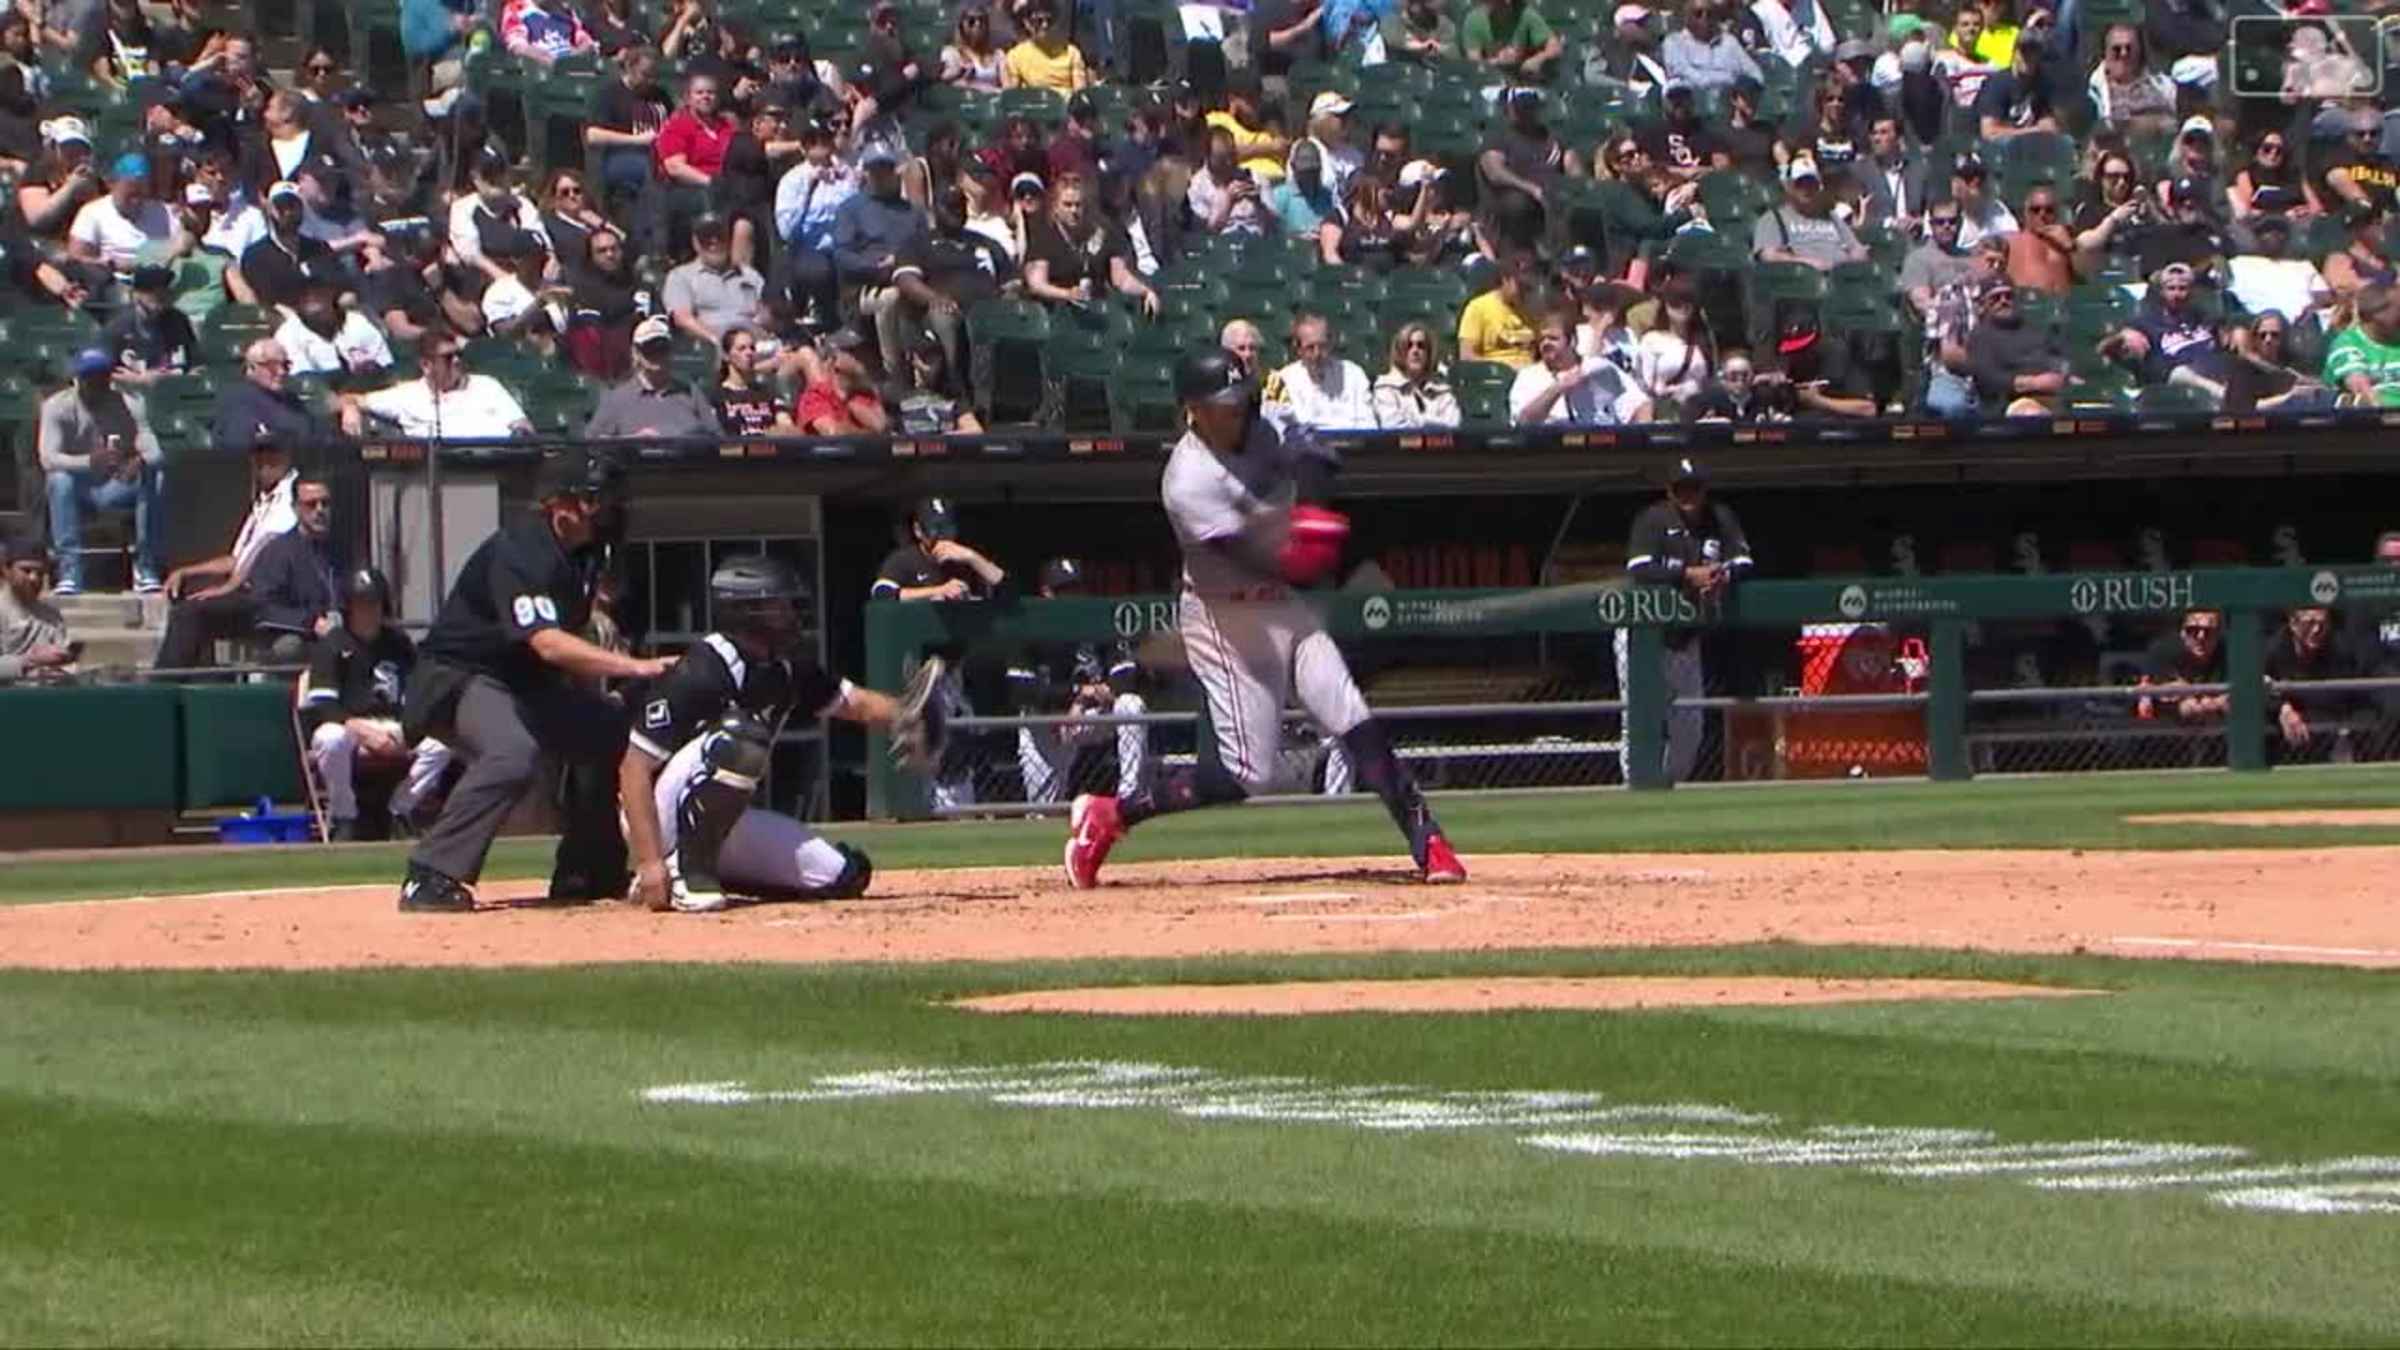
[{"xmin": 511, "ymin": 594, "xmax": 562, "ymax": 626}]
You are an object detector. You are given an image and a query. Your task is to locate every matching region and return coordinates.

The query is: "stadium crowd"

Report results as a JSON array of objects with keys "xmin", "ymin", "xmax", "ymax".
[{"xmin": 1, "ymin": 0, "xmax": 2398, "ymax": 605}]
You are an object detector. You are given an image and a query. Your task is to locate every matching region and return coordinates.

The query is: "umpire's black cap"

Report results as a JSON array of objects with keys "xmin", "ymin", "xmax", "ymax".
[
  {"xmin": 535, "ymin": 448, "xmax": 626, "ymax": 504},
  {"xmin": 1039, "ymin": 556, "xmax": 1086, "ymax": 592},
  {"xmin": 1175, "ymin": 349, "xmax": 1255, "ymax": 407},
  {"xmin": 912, "ymin": 496, "xmax": 960, "ymax": 541}
]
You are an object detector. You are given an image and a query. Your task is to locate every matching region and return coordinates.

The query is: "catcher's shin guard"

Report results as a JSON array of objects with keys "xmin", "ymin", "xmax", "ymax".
[{"xmin": 671, "ymin": 709, "xmax": 774, "ymax": 912}]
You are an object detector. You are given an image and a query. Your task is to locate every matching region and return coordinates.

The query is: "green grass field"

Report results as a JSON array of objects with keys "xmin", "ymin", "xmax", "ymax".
[{"xmin": 6, "ymin": 768, "xmax": 2400, "ymax": 1345}]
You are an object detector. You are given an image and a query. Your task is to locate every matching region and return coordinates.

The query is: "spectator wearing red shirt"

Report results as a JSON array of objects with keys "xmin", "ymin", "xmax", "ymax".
[
  {"xmin": 794, "ymin": 324, "xmax": 891, "ymax": 434},
  {"xmin": 650, "ymin": 72, "xmax": 738, "ymax": 256}
]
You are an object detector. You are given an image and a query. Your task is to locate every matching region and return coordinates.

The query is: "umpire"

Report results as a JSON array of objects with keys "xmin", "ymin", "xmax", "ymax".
[{"xmin": 396, "ymin": 449, "xmax": 675, "ymax": 913}]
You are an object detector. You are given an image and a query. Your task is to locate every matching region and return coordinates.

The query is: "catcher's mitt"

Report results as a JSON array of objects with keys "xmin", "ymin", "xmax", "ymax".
[{"xmin": 890, "ymin": 656, "xmax": 950, "ymax": 773}]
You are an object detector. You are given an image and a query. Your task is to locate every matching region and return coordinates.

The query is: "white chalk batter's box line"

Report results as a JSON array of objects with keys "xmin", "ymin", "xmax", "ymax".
[{"xmin": 640, "ymin": 1061, "xmax": 2400, "ymax": 1217}]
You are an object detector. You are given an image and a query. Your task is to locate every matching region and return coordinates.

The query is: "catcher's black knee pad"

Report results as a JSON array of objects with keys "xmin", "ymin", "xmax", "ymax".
[
  {"xmin": 675, "ymin": 710, "xmax": 774, "ymax": 883},
  {"xmin": 819, "ymin": 843, "xmax": 873, "ymax": 899}
]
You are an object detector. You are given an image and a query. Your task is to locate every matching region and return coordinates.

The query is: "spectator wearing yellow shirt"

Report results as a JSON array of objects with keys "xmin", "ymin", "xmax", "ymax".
[
  {"xmin": 1457, "ymin": 253, "xmax": 1540, "ymax": 368},
  {"xmin": 1204, "ymin": 71, "xmax": 1291, "ymax": 182},
  {"xmin": 1971, "ymin": 0, "xmax": 2019, "ymax": 68},
  {"xmin": 1002, "ymin": 0, "xmax": 1092, "ymax": 93}
]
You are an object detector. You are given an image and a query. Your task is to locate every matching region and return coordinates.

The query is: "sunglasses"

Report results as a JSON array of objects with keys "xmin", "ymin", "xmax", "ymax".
[
  {"xmin": 2257, "ymin": 327, "xmax": 2286, "ymax": 339},
  {"xmin": 305, "ymin": 61, "xmax": 337, "ymax": 74},
  {"xmin": 1403, "ymin": 337, "xmax": 1430, "ymax": 349},
  {"xmin": 2259, "ymin": 141, "xmax": 2286, "ymax": 153},
  {"xmin": 2184, "ymin": 624, "xmax": 2218, "ymax": 637},
  {"xmin": 2105, "ymin": 44, "xmax": 2135, "ymax": 55},
  {"xmin": 2026, "ymin": 201, "xmax": 2057, "ymax": 214},
  {"xmin": 1930, "ymin": 215, "xmax": 1961, "ymax": 226},
  {"xmin": 2101, "ymin": 169, "xmax": 2132, "ymax": 179},
  {"xmin": 556, "ymin": 183, "xmax": 584, "ymax": 196}
]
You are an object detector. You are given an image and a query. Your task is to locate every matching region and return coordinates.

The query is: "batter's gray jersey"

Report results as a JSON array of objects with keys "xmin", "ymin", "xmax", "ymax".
[{"xmin": 1161, "ymin": 416, "xmax": 1369, "ymax": 791}]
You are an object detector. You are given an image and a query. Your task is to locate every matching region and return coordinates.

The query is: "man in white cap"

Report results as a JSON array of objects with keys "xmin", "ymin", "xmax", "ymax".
[
  {"xmin": 1585, "ymin": 4, "xmax": 1668, "ymax": 94},
  {"xmin": 585, "ymin": 316, "xmax": 722, "ymax": 439},
  {"xmin": 1301, "ymin": 91, "xmax": 1361, "ymax": 194},
  {"xmin": 228, "ymin": 179, "xmax": 332, "ymax": 309},
  {"xmin": 1752, "ymin": 155, "xmax": 1867, "ymax": 272}
]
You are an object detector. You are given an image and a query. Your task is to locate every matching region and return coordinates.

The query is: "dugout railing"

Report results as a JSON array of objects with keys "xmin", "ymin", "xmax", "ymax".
[{"xmin": 863, "ymin": 567, "xmax": 2400, "ymax": 817}]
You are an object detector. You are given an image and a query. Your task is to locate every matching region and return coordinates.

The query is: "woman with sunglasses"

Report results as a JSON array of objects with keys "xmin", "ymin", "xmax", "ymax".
[
  {"xmin": 2085, "ymin": 25, "xmax": 2174, "ymax": 137},
  {"xmin": 2071, "ymin": 149, "xmax": 2154, "ymax": 273},
  {"xmin": 2231, "ymin": 131, "xmax": 2323, "ymax": 223},
  {"xmin": 1777, "ymin": 85, "xmax": 1860, "ymax": 176},
  {"xmin": 2180, "ymin": 312, "xmax": 2328, "ymax": 414},
  {"xmin": 1370, "ymin": 322, "xmax": 1461, "ymax": 429},
  {"xmin": 540, "ymin": 169, "xmax": 607, "ymax": 277},
  {"xmin": 940, "ymin": 1, "xmax": 1006, "ymax": 92},
  {"xmin": 292, "ymin": 46, "xmax": 344, "ymax": 104}
]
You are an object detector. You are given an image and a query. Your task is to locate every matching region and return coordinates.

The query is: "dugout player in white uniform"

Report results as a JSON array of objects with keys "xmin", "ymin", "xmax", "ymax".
[
  {"xmin": 1010, "ymin": 556, "xmax": 1149, "ymax": 803},
  {"xmin": 396, "ymin": 450, "xmax": 675, "ymax": 913},
  {"xmin": 1620, "ymin": 459, "xmax": 1753, "ymax": 784},
  {"xmin": 620, "ymin": 553, "xmax": 912, "ymax": 912},
  {"xmin": 1063, "ymin": 351, "xmax": 1467, "ymax": 888},
  {"xmin": 301, "ymin": 566, "xmax": 453, "ymax": 840}
]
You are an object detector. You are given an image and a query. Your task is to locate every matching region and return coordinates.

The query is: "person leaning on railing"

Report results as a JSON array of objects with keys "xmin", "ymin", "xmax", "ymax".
[{"xmin": 0, "ymin": 529, "xmax": 75, "ymax": 685}]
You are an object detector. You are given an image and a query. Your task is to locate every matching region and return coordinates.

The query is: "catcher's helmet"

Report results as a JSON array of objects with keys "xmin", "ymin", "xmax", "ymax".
[
  {"xmin": 1175, "ymin": 349, "xmax": 1256, "ymax": 407},
  {"xmin": 342, "ymin": 566, "xmax": 392, "ymax": 610},
  {"xmin": 1038, "ymin": 556, "xmax": 1086, "ymax": 593},
  {"xmin": 710, "ymin": 553, "xmax": 811, "ymax": 652}
]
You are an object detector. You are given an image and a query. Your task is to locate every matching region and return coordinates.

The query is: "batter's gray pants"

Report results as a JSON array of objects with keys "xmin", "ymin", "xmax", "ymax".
[
  {"xmin": 409, "ymin": 674, "xmax": 630, "ymax": 884},
  {"xmin": 1614, "ymin": 629, "xmax": 1706, "ymax": 785}
]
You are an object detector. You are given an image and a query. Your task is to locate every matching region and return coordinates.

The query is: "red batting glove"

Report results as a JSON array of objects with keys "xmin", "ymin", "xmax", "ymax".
[{"xmin": 1279, "ymin": 505, "xmax": 1350, "ymax": 586}]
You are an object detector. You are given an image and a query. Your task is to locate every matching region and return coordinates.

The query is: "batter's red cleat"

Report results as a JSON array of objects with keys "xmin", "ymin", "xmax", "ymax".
[
  {"xmin": 1064, "ymin": 793, "xmax": 1124, "ymax": 890},
  {"xmin": 1420, "ymin": 833, "xmax": 1467, "ymax": 885}
]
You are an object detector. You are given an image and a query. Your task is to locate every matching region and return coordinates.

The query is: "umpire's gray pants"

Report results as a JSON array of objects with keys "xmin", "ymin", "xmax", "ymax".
[
  {"xmin": 1614, "ymin": 629, "xmax": 1705, "ymax": 784},
  {"xmin": 409, "ymin": 674, "xmax": 629, "ymax": 884}
]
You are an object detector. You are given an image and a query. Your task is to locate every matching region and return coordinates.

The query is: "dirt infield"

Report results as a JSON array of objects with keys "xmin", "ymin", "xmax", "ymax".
[
  {"xmin": 5, "ymin": 847, "xmax": 2398, "ymax": 973},
  {"xmin": 2126, "ymin": 809, "xmax": 2400, "ymax": 827},
  {"xmin": 953, "ymin": 976, "xmax": 2103, "ymax": 1016}
]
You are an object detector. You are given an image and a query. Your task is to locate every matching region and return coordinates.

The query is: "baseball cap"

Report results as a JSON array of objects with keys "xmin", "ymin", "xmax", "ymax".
[
  {"xmin": 859, "ymin": 144, "xmax": 901, "ymax": 168},
  {"xmin": 1669, "ymin": 457, "xmax": 1707, "ymax": 486},
  {"xmin": 2179, "ymin": 114, "xmax": 2215, "ymax": 141},
  {"xmin": 1833, "ymin": 37, "xmax": 1875, "ymax": 62},
  {"xmin": 690, "ymin": 211, "xmax": 730, "ymax": 240},
  {"xmin": 266, "ymin": 179, "xmax": 304, "ymax": 203},
  {"xmin": 1887, "ymin": 12, "xmax": 1927, "ymax": 40},
  {"xmin": 1613, "ymin": 2, "xmax": 1651, "ymax": 23},
  {"xmin": 336, "ymin": 88, "xmax": 373, "ymax": 109},
  {"xmin": 1308, "ymin": 90, "xmax": 1352, "ymax": 118},
  {"xmin": 71, "ymin": 347, "xmax": 114, "ymax": 378},
  {"xmin": 632, "ymin": 315, "xmax": 673, "ymax": 349},
  {"xmin": 2169, "ymin": 175, "xmax": 2206, "ymax": 204},
  {"xmin": 1952, "ymin": 152, "xmax": 1987, "ymax": 178},
  {"xmin": 42, "ymin": 115, "xmax": 90, "ymax": 147},
  {"xmin": 1506, "ymin": 84, "xmax": 1544, "ymax": 106},
  {"xmin": 1066, "ymin": 90, "xmax": 1097, "ymax": 120},
  {"xmin": 2156, "ymin": 261, "xmax": 2197, "ymax": 285},
  {"xmin": 108, "ymin": 152, "xmax": 149, "ymax": 182},
  {"xmin": 1039, "ymin": 557, "xmax": 1086, "ymax": 591},
  {"xmin": 472, "ymin": 144, "xmax": 512, "ymax": 180},
  {"xmin": 1558, "ymin": 244, "xmax": 1597, "ymax": 272},
  {"xmin": 129, "ymin": 263, "xmax": 174, "ymax": 292},
  {"xmin": 1783, "ymin": 155, "xmax": 1822, "ymax": 184},
  {"xmin": 1396, "ymin": 159, "xmax": 1445, "ymax": 189},
  {"xmin": 912, "ymin": 495, "xmax": 960, "ymax": 539},
  {"xmin": 1010, "ymin": 171, "xmax": 1046, "ymax": 197}
]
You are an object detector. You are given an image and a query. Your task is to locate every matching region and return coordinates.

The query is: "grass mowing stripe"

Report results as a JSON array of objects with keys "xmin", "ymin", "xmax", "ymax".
[
  {"xmin": 10, "ymin": 766, "xmax": 2400, "ymax": 905},
  {"xmin": 0, "ymin": 1092, "xmax": 2362, "ymax": 1347}
]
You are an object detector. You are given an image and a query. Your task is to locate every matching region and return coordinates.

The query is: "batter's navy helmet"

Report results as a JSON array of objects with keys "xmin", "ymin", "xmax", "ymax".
[{"xmin": 1175, "ymin": 349, "xmax": 1256, "ymax": 407}]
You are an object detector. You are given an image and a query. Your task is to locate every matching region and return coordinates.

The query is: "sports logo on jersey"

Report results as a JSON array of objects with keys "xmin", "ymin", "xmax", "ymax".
[
  {"xmin": 371, "ymin": 660, "xmax": 403, "ymax": 706},
  {"xmin": 644, "ymin": 698, "xmax": 671, "ymax": 730}
]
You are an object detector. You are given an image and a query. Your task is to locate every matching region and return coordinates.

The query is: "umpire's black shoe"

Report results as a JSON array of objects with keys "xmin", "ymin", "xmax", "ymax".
[{"xmin": 397, "ymin": 863, "xmax": 476, "ymax": 914}]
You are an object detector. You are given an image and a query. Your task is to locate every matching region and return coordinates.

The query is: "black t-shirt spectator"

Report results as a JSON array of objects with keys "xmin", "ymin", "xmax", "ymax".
[
  {"xmin": 362, "ymin": 258, "xmax": 441, "ymax": 329},
  {"xmin": 1637, "ymin": 121, "xmax": 1721, "ymax": 178},
  {"xmin": 563, "ymin": 271, "xmax": 650, "ymax": 378},
  {"xmin": 895, "ymin": 229, "xmax": 1015, "ymax": 308},
  {"xmin": 1715, "ymin": 122, "xmax": 1775, "ymax": 180},
  {"xmin": 1025, "ymin": 218, "xmax": 1131, "ymax": 292},
  {"xmin": 1780, "ymin": 117, "xmax": 1860, "ymax": 172},
  {"xmin": 2141, "ymin": 629, "xmax": 2224, "ymax": 718},
  {"xmin": 238, "ymin": 233, "xmax": 334, "ymax": 310},
  {"xmin": 1249, "ymin": 0, "xmax": 1318, "ymax": 77},
  {"xmin": 543, "ymin": 210, "xmax": 600, "ymax": 278},
  {"xmin": 102, "ymin": 304, "xmax": 198, "ymax": 376},
  {"xmin": 1482, "ymin": 122, "xmax": 1567, "ymax": 192},
  {"xmin": 591, "ymin": 77, "xmax": 670, "ymax": 142},
  {"xmin": 1974, "ymin": 69, "xmax": 2054, "ymax": 134},
  {"xmin": 712, "ymin": 130, "xmax": 777, "ymax": 217},
  {"xmin": 712, "ymin": 382, "xmax": 784, "ymax": 434}
]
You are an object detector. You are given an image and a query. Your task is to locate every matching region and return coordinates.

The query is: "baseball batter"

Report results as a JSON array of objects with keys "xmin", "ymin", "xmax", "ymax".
[
  {"xmin": 618, "ymin": 554, "xmax": 902, "ymax": 912},
  {"xmin": 1063, "ymin": 350, "xmax": 1466, "ymax": 887}
]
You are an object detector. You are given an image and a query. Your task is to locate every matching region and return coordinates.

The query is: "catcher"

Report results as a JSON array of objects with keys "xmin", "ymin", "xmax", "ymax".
[{"xmin": 618, "ymin": 553, "xmax": 948, "ymax": 913}]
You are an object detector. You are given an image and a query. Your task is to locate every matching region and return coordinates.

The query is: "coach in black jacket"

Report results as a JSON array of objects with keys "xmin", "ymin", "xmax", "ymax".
[{"xmin": 246, "ymin": 476, "xmax": 345, "ymax": 661}]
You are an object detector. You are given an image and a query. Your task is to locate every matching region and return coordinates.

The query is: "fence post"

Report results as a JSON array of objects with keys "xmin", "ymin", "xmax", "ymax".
[
  {"xmin": 1927, "ymin": 616, "xmax": 1968, "ymax": 782},
  {"xmin": 1623, "ymin": 624, "xmax": 1668, "ymax": 790},
  {"xmin": 2225, "ymin": 607, "xmax": 2267, "ymax": 772}
]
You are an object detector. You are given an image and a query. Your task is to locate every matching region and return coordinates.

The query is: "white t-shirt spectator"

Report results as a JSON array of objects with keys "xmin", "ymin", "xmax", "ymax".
[
  {"xmin": 2226, "ymin": 254, "xmax": 2328, "ymax": 326},
  {"xmin": 481, "ymin": 273, "xmax": 540, "ymax": 329},
  {"xmin": 71, "ymin": 196, "xmax": 176, "ymax": 270},
  {"xmin": 1274, "ymin": 357, "xmax": 1378, "ymax": 429},
  {"xmin": 356, "ymin": 375, "xmax": 531, "ymax": 439},
  {"xmin": 1636, "ymin": 329, "xmax": 1714, "ymax": 405},
  {"xmin": 233, "ymin": 470, "xmax": 299, "ymax": 575},
  {"xmin": 274, "ymin": 309, "xmax": 395, "ymax": 376},
  {"xmin": 203, "ymin": 201, "xmax": 269, "ymax": 258},
  {"xmin": 1510, "ymin": 358, "xmax": 1651, "ymax": 425},
  {"xmin": 447, "ymin": 192, "xmax": 549, "ymax": 271},
  {"xmin": 1188, "ymin": 165, "xmax": 1269, "ymax": 236}
]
